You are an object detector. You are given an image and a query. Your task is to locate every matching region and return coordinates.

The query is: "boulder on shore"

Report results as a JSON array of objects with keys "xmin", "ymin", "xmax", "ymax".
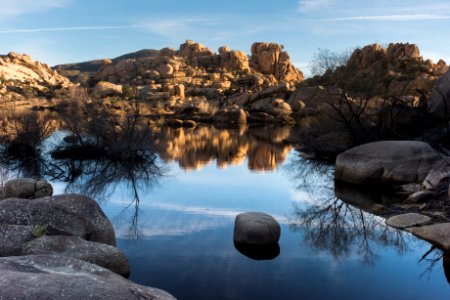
[
  {"xmin": 21, "ymin": 235, "xmax": 130, "ymax": 277},
  {"xmin": 0, "ymin": 255, "xmax": 175, "ymax": 300},
  {"xmin": 1, "ymin": 178, "xmax": 53, "ymax": 199},
  {"xmin": 335, "ymin": 141, "xmax": 443, "ymax": 186},
  {"xmin": 233, "ymin": 212, "xmax": 281, "ymax": 245},
  {"xmin": 0, "ymin": 194, "xmax": 116, "ymax": 246}
]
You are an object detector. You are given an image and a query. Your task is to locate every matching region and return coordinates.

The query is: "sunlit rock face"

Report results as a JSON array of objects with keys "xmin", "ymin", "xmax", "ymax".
[
  {"xmin": 250, "ymin": 42, "xmax": 304, "ymax": 82},
  {"xmin": 151, "ymin": 126, "xmax": 292, "ymax": 171},
  {"xmin": 305, "ymin": 42, "xmax": 448, "ymax": 101},
  {"xmin": 0, "ymin": 52, "xmax": 73, "ymax": 99}
]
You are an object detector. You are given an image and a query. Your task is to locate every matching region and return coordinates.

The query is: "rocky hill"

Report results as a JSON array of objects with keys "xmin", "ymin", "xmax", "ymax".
[
  {"xmin": 0, "ymin": 52, "xmax": 73, "ymax": 100},
  {"xmin": 294, "ymin": 43, "xmax": 448, "ymax": 106}
]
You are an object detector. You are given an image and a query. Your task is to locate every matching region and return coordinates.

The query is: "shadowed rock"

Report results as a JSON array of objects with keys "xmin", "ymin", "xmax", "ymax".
[
  {"xmin": 385, "ymin": 213, "xmax": 431, "ymax": 229},
  {"xmin": 335, "ymin": 141, "xmax": 443, "ymax": 186},
  {"xmin": 2, "ymin": 178, "xmax": 53, "ymax": 199},
  {"xmin": 21, "ymin": 235, "xmax": 130, "ymax": 277},
  {"xmin": 410, "ymin": 223, "xmax": 450, "ymax": 251},
  {"xmin": 0, "ymin": 225, "xmax": 34, "ymax": 256},
  {"xmin": 0, "ymin": 194, "xmax": 116, "ymax": 246},
  {"xmin": 0, "ymin": 255, "xmax": 175, "ymax": 300},
  {"xmin": 233, "ymin": 212, "xmax": 281, "ymax": 245}
]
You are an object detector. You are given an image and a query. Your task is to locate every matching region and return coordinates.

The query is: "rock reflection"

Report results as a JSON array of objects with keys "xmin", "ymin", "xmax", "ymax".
[
  {"xmin": 234, "ymin": 241, "xmax": 280, "ymax": 261},
  {"xmin": 285, "ymin": 153, "xmax": 410, "ymax": 265},
  {"xmin": 151, "ymin": 125, "xmax": 292, "ymax": 172}
]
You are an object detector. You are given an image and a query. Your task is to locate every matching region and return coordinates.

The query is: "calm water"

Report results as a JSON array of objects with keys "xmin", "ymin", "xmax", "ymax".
[{"xmin": 2, "ymin": 126, "xmax": 450, "ymax": 299}]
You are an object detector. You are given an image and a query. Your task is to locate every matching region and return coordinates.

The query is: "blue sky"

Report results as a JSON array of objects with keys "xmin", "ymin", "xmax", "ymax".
[{"xmin": 0, "ymin": 0, "xmax": 449, "ymax": 74}]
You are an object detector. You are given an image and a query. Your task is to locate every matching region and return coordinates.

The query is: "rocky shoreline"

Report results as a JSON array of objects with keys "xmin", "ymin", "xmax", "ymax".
[
  {"xmin": 335, "ymin": 140, "xmax": 450, "ymax": 250},
  {"xmin": 0, "ymin": 178, "xmax": 175, "ymax": 299}
]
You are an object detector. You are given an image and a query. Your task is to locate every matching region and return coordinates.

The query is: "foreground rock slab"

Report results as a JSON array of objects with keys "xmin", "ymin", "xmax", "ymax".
[
  {"xmin": 0, "ymin": 194, "xmax": 116, "ymax": 246},
  {"xmin": 385, "ymin": 213, "xmax": 431, "ymax": 229},
  {"xmin": 233, "ymin": 212, "xmax": 281, "ymax": 245},
  {"xmin": 335, "ymin": 141, "xmax": 443, "ymax": 186},
  {"xmin": 21, "ymin": 235, "xmax": 130, "ymax": 277},
  {"xmin": 0, "ymin": 255, "xmax": 175, "ymax": 300},
  {"xmin": 409, "ymin": 223, "xmax": 450, "ymax": 251}
]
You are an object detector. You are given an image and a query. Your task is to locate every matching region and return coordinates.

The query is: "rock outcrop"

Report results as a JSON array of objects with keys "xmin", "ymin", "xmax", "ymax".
[
  {"xmin": 0, "ymin": 52, "xmax": 72, "ymax": 99},
  {"xmin": 53, "ymin": 40, "xmax": 303, "ymax": 123},
  {"xmin": 427, "ymin": 67, "xmax": 450, "ymax": 118},
  {"xmin": 0, "ymin": 255, "xmax": 175, "ymax": 300},
  {"xmin": 250, "ymin": 42, "xmax": 303, "ymax": 81},
  {"xmin": 0, "ymin": 194, "xmax": 116, "ymax": 246},
  {"xmin": 92, "ymin": 81, "xmax": 123, "ymax": 98},
  {"xmin": 304, "ymin": 42, "xmax": 448, "ymax": 104}
]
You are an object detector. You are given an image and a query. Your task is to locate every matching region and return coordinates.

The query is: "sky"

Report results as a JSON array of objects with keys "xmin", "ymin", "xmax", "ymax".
[{"xmin": 0, "ymin": 0, "xmax": 449, "ymax": 74}]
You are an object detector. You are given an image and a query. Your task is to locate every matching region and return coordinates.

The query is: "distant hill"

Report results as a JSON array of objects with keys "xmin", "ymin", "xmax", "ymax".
[{"xmin": 53, "ymin": 49, "xmax": 161, "ymax": 83}]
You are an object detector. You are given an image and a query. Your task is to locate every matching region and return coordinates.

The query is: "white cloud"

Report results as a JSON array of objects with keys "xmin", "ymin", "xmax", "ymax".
[
  {"xmin": 320, "ymin": 14, "xmax": 450, "ymax": 22},
  {"xmin": 298, "ymin": 0, "xmax": 335, "ymax": 12},
  {"xmin": 0, "ymin": 25, "xmax": 138, "ymax": 34},
  {"xmin": 138, "ymin": 18, "xmax": 217, "ymax": 40},
  {"xmin": 0, "ymin": 0, "xmax": 71, "ymax": 17}
]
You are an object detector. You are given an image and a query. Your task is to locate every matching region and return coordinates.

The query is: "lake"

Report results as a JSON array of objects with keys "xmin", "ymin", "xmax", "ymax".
[{"xmin": 2, "ymin": 125, "xmax": 450, "ymax": 299}]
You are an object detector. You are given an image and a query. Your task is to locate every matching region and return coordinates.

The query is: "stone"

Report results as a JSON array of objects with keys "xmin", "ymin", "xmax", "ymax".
[
  {"xmin": 174, "ymin": 84, "xmax": 185, "ymax": 99},
  {"xmin": 385, "ymin": 213, "xmax": 431, "ymax": 229},
  {"xmin": 0, "ymin": 225, "xmax": 34, "ymax": 256},
  {"xmin": 335, "ymin": 141, "xmax": 443, "ymax": 185},
  {"xmin": 21, "ymin": 235, "xmax": 130, "ymax": 277},
  {"xmin": 158, "ymin": 63, "xmax": 174, "ymax": 78},
  {"xmin": 428, "ymin": 68, "xmax": 450, "ymax": 118},
  {"xmin": 0, "ymin": 255, "xmax": 175, "ymax": 300},
  {"xmin": 250, "ymin": 82, "xmax": 290, "ymax": 102},
  {"xmin": 219, "ymin": 46, "xmax": 250, "ymax": 71},
  {"xmin": 92, "ymin": 81, "xmax": 123, "ymax": 98},
  {"xmin": 403, "ymin": 190, "xmax": 436, "ymax": 204},
  {"xmin": 214, "ymin": 107, "xmax": 247, "ymax": 125},
  {"xmin": 409, "ymin": 223, "xmax": 450, "ymax": 251},
  {"xmin": 250, "ymin": 42, "xmax": 303, "ymax": 82},
  {"xmin": 2, "ymin": 178, "xmax": 53, "ymax": 199},
  {"xmin": 423, "ymin": 158, "xmax": 450, "ymax": 190},
  {"xmin": 233, "ymin": 212, "xmax": 281, "ymax": 245},
  {"xmin": 0, "ymin": 194, "xmax": 116, "ymax": 246}
]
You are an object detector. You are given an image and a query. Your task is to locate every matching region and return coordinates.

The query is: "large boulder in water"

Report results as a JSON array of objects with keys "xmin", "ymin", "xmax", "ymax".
[
  {"xmin": 1, "ymin": 178, "xmax": 53, "ymax": 199},
  {"xmin": 0, "ymin": 255, "xmax": 175, "ymax": 300},
  {"xmin": 21, "ymin": 235, "xmax": 130, "ymax": 277},
  {"xmin": 233, "ymin": 212, "xmax": 281, "ymax": 245},
  {"xmin": 0, "ymin": 194, "xmax": 116, "ymax": 246},
  {"xmin": 335, "ymin": 141, "xmax": 443, "ymax": 186}
]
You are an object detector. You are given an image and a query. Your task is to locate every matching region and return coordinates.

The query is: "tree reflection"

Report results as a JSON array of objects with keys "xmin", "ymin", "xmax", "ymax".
[
  {"xmin": 290, "ymin": 197, "xmax": 410, "ymax": 265},
  {"xmin": 285, "ymin": 152, "xmax": 411, "ymax": 265}
]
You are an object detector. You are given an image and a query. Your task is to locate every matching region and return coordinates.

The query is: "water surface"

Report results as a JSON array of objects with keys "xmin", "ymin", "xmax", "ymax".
[{"xmin": 2, "ymin": 126, "xmax": 450, "ymax": 299}]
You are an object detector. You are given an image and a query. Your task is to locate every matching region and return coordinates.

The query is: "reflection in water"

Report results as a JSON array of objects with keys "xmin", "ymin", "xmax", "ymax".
[
  {"xmin": 234, "ymin": 241, "xmax": 280, "ymax": 261},
  {"xmin": 285, "ymin": 153, "xmax": 410, "ymax": 265},
  {"xmin": 152, "ymin": 125, "xmax": 292, "ymax": 172},
  {"xmin": 290, "ymin": 198, "xmax": 410, "ymax": 265}
]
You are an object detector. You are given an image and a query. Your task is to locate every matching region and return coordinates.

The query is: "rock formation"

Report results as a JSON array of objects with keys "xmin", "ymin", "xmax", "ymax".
[
  {"xmin": 0, "ymin": 255, "xmax": 175, "ymax": 299},
  {"xmin": 0, "ymin": 52, "xmax": 72, "ymax": 99},
  {"xmin": 250, "ymin": 42, "xmax": 303, "ymax": 81}
]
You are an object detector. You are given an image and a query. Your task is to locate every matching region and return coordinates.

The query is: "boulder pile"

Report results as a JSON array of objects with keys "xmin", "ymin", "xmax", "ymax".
[{"xmin": 0, "ymin": 178, "xmax": 175, "ymax": 299}]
